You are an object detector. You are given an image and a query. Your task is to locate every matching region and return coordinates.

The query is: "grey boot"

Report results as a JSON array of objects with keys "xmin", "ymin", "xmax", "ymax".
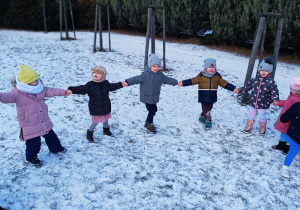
[{"xmin": 86, "ymin": 129, "xmax": 94, "ymax": 143}]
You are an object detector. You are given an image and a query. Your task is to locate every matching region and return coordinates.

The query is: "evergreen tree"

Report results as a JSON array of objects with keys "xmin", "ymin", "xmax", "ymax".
[
  {"xmin": 111, "ymin": 0, "xmax": 128, "ymax": 28},
  {"xmin": 5, "ymin": 0, "xmax": 44, "ymax": 30},
  {"xmin": 122, "ymin": 0, "xmax": 148, "ymax": 30}
]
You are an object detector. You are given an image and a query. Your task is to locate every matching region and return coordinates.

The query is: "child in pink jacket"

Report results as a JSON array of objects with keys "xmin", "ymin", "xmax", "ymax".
[
  {"xmin": 272, "ymin": 77, "xmax": 300, "ymax": 154},
  {"xmin": 0, "ymin": 65, "xmax": 71, "ymax": 166}
]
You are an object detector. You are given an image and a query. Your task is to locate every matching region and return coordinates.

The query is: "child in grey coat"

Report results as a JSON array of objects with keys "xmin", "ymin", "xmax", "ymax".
[{"xmin": 125, "ymin": 54, "xmax": 179, "ymax": 133}]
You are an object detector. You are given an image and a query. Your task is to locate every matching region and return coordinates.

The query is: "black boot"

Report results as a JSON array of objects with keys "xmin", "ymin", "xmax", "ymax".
[
  {"xmin": 282, "ymin": 144, "xmax": 290, "ymax": 155},
  {"xmin": 272, "ymin": 141, "xmax": 287, "ymax": 153},
  {"xmin": 103, "ymin": 127, "xmax": 114, "ymax": 137},
  {"xmin": 86, "ymin": 129, "xmax": 94, "ymax": 143}
]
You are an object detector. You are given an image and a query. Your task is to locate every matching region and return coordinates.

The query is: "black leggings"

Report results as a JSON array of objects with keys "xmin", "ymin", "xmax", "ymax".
[{"xmin": 145, "ymin": 103, "xmax": 157, "ymax": 124}]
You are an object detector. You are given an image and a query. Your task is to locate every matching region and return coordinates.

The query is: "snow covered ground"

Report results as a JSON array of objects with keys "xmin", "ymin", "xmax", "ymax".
[{"xmin": 0, "ymin": 29, "xmax": 299, "ymax": 210}]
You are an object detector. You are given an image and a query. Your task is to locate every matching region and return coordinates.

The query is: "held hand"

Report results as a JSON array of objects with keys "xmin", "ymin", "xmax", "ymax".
[
  {"xmin": 273, "ymin": 100, "xmax": 279, "ymax": 106},
  {"xmin": 122, "ymin": 81, "xmax": 128, "ymax": 87},
  {"xmin": 65, "ymin": 90, "xmax": 72, "ymax": 96},
  {"xmin": 233, "ymin": 88, "xmax": 239, "ymax": 93},
  {"xmin": 178, "ymin": 81, "xmax": 183, "ymax": 87}
]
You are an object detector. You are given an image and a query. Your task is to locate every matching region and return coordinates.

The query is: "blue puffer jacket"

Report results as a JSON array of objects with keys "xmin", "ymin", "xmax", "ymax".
[
  {"xmin": 126, "ymin": 66, "xmax": 178, "ymax": 104},
  {"xmin": 239, "ymin": 74, "xmax": 279, "ymax": 109},
  {"xmin": 280, "ymin": 102, "xmax": 300, "ymax": 144}
]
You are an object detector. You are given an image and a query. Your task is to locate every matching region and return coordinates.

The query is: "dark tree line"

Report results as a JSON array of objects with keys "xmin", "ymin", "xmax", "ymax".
[{"xmin": 0, "ymin": 0, "xmax": 299, "ymax": 57}]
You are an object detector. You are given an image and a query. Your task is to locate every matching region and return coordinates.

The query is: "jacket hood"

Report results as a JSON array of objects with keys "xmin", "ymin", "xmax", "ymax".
[
  {"xmin": 144, "ymin": 65, "xmax": 158, "ymax": 75},
  {"xmin": 10, "ymin": 74, "xmax": 43, "ymax": 87},
  {"xmin": 293, "ymin": 90, "xmax": 300, "ymax": 95},
  {"xmin": 10, "ymin": 75, "xmax": 17, "ymax": 87}
]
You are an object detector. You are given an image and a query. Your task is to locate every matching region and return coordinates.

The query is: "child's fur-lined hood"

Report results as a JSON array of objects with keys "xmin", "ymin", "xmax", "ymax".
[{"xmin": 10, "ymin": 74, "xmax": 43, "ymax": 87}]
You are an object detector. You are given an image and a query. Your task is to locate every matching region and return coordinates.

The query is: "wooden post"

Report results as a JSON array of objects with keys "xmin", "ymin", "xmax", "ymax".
[
  {"xmin": 162, "ymin": 8, "xmax": 166, "ymax": 70},
  {"xmin": 99, "ymin": 5, "xmax": 103, "ymax": 51},
  {"xmin": 242, "ymin": 17, "xmax": 266, "ymax": 103},
  {"xmin": 259, "ymin": 0, "xmax": 269, "ymax": 65},
  {"xmin": 144, "ymin": 8, "xmax": 152, "ymax": 67},
  {"xmin": 69, "ymin": 0, "xmax": 76, "ymax": 39},
  {"xmin": 59, "ymin": 0, "xmax": 76, "ymax": 40},
  {"xmin": 258, "ymin": 19, "xmax": 267, "ymax": 65},
  {"xmin": 240, "ymin": 0, "xmax": 288, "ymax": 104},
  {"xmin": 93, "ymin": 4, "xmax": 99, "ymax": 52},
  {"xmin": 272, "ymin": 17, "xmax": 283, "ymax": 78},
  {"xmin": 93, "ymin": 1, "xmax": 112, "ymax": 52},
  {"xmin": 60, "ymin": 0, "xmax": 63, "ymax": 40},
  {"xmin": 151, "ymin": 8, "xmax": 155, "ymax": 54},
  {"xmin": 144, "ymin": 1, "xmax": 166, "ymax": 69},
  {"xmin": 107, "ymin": 5, "xmax": 111, "ymax": 51},
  {"xmin": 63, "ymin": 0, "xmax": 69, "ymax": 39},
  {"xmin": 43, "ymin": 0, "xmax": 47, "ymax": 33},
  {"xmin": 264, "ymin": 0, "xmax": 269, "ymax": 12}
]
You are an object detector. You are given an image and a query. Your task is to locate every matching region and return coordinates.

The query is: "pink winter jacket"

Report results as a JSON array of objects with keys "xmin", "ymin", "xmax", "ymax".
[
  {"xmin": 274, "ymin": 92, "xmax": 300, "ymax": 134},
  {"xmin": 0, "ymin": 87, "xmax": 65, "ymax": 141}
]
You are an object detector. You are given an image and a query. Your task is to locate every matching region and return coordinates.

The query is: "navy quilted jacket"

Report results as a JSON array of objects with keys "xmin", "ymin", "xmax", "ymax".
[
  {"xmin": 68, "ymin": 80, "xmax": 123, "ymax": 116},
  {"xmin": 182, "ymin": 72, "xmax": 236, "ymax": 104},
  {"xmin": 280, "ymin": 102, "xmax": 300, "ymax": 144},
  {"xmin": 239, "ymin": 74, "xmax": 279, "ymax": 109}
]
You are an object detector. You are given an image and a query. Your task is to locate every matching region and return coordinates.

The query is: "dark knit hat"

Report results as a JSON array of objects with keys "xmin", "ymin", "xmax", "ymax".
[
  {"xmin": 258, "ymin": 57, "xmax": 274, "ymax": 73},
  {"xmin": 204, "ymin": 58, "xmax": 216, "ymax": 70},
  {"xmin": 148, "ymin": 54, "xmax": 161, "ymax": 68}
]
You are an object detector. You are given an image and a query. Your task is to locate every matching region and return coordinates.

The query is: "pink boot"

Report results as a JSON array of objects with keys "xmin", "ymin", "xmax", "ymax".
[
  {"xmin": 243, "ymin": 119, "xmax": 254, "ymax": 133},
  {"xmin": 259, "ymin": 122, "xmax": 267, "ymax": 135}
]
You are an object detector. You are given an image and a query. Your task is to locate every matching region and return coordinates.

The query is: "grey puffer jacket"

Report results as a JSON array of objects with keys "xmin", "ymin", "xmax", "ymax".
[{"xmin": 126, "ymin": 66, "xmax": 178, "ymax": 104}]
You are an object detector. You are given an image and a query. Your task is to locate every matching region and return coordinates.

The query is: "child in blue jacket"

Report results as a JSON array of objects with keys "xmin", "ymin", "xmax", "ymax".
[{"xmin": 125, "ymin": 54, "xmax": 179, "ymax": 133}]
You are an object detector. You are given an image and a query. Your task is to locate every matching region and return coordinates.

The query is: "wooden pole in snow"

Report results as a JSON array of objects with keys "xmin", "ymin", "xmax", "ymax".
[
  {"xmin": 63, "ymin": 0, "xmax": 69, "ymax": 39},
  {"xmin": 99, "ymin": 5, "xmax": 103, "ymax": 51},
  {"xmin": 107, "ymin": 5, "xmax": 111, "ymax": 51},
  {"xmin": 242, "ymin": 17, "xmax": 266, "ymax": 103},
  {"xmin": 93, "ymin": 4, "xmax": 99, "ymax": 52},
  {"xmin": 272, "ymin": 17, "xmax": 283, "ymax": 78},
  {"xmin": 69, "ymin": 0, "xmax": 76, "ymax": 39},
  {"xmin": 144, "ymin": 8, "xmax": 151, "ymax": 67},
  {"xmin": 43, "ymin": 0, "xmax": 47, "ymax": 33},
  {"xmin": 60, "ymin": 0, "xmax": 63, "ymax": 40},
  {"xmin": 162, "ymin": 8, "xmax": 166, "ymax": 70}
]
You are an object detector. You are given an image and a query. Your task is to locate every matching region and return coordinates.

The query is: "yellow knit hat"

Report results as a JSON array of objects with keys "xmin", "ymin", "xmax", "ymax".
[{"xmin": 18, "ymin": 65, "xmax": 38, "ymax": 84}]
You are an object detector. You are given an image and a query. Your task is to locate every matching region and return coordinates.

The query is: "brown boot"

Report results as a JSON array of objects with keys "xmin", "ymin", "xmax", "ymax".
[
  {"xmin": 243, "ymin": 119, "xmax": 254, "ymax": 133},
  {"xmin": 103, "ymin": 127, "xmax": 114, "ymax": 137},
  {"xmin": 144, "ymin": 121, "xmax": 157, "ymax": 133},
  {"xmin": 259, "ymin": 122, "xmax": 267, "ymax": 135},
  {"xmin": 86, "ymin": 129, "xmax": 94, "ymax": 143}
]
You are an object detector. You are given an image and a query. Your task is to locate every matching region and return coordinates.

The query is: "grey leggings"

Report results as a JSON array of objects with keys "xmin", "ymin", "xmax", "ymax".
[{"xmin": 89, "ymin": 121, "xmax": 109, "ymax": 131}]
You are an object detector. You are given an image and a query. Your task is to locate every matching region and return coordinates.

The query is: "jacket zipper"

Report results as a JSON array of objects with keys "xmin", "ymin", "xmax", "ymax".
[
  {"xmin": 255, "ymin": 78, "xmax": 263, "ymax": 108},
  {"xmin": 20, "ymin": 128, "xmax": 24, "ymax": 140}
]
